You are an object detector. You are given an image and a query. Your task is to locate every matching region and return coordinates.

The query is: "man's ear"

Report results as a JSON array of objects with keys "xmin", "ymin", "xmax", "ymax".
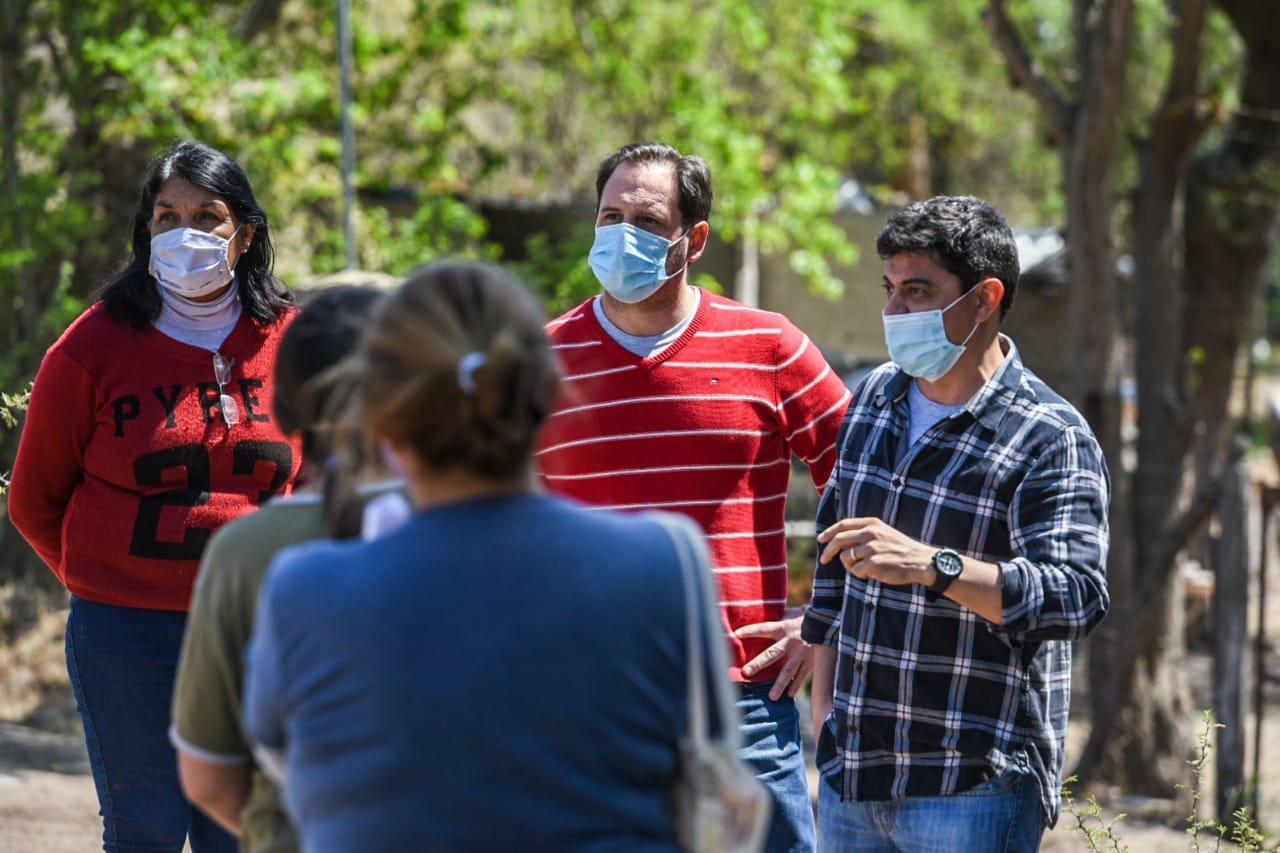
[
  {"xmin": 686, "ymin": 221, "xmax": 711, "ymax": 265},
  {"xmin": 977, "ymin": 277, "xmax": 1004, "ymax": 324}
]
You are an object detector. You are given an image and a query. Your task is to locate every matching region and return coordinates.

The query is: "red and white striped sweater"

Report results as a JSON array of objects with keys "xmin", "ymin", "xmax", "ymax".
[{"xmin": 538, "ymin": 290, "xmax": 851, "ymax": 682}]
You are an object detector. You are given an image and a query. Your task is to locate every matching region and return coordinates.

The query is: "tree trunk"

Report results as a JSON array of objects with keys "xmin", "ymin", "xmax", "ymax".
[
  {"xmin": 1081, "ymin": 0, "xmax": 1212, "ymax": 792},
  {"xmin": 1080, "ymin": 0, "xmax": 1280, "ymax": 789},
  {"xmin": 1047, "ymin": 0, "xmax": 1147, "ymax": 789},
  {"xmin": 1184, "ymin": 0, "xmax": 1280, "ymax": 488}
]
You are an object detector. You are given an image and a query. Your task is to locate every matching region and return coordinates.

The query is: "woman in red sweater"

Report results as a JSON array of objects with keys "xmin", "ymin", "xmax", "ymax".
[{"xmin": 8, "ymin": 139, "xmax": 299, "ymax": 853}]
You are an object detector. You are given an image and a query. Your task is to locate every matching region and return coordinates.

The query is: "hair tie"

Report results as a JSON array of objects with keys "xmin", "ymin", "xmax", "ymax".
[{"xmin": 457, "ymin": 351, "xmax": 487, "ymax": 395}]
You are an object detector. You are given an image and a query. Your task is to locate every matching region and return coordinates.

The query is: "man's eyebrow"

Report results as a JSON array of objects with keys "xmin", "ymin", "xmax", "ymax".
[
  {"xmin": 882, "ymin": 275, "xmax": 937, "ymax": 287},
  {"xmin": 598, "ymin": 200, "xmax": 671, "ymax": 221}
]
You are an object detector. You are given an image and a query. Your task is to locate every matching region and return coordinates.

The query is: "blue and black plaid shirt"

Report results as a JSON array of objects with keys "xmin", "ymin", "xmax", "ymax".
[{"xmin": 801, "ymin": 338, "xmax": 1110, "ymax": 826}]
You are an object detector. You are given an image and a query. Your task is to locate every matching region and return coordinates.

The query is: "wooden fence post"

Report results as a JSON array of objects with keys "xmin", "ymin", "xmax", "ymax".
[
  {"xmin": 1213, "ymin": 435, "xmax": 1249, "ymax": 824},
  {"xmin": 1253, "ymin": 483, "xmax": 1278, "ymax": 818}
]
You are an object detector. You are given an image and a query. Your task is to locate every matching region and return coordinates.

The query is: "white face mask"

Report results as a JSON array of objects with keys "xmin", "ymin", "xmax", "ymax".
[{"xmin": 149, "ymin": 226, "xmax": 241, "ymax": 299}]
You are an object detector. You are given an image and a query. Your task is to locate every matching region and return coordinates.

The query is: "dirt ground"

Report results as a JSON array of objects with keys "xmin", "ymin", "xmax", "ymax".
[{"xmin": 0, "ymin": 721, "xmax": 100, "ymax": 852}]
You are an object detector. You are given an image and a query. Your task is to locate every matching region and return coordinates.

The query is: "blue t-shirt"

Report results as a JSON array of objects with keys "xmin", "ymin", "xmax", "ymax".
[
  {"xmin": 905, "ymin": 379, "xmax": 965, "ymax": 449},
  {"xmin": 244, "ymin": 493, "xmax": 717, "ymax": 852}
]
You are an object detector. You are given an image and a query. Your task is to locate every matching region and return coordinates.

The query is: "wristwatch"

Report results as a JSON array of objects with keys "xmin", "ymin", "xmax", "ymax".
[{"xmin": 929, "ymin": 548, "xmax": 964, "ymax": 595}]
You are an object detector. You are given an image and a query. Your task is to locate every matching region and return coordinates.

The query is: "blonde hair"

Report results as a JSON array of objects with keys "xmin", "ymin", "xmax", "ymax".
[{"xmin": 359, "ymin": 261, "xmax": 559, "ymax": 480}]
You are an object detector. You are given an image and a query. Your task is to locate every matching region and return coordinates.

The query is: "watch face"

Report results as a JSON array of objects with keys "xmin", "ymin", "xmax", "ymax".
[{"xmin": 936, "ymin": 550, "xmax": 963, "ymax": 577}]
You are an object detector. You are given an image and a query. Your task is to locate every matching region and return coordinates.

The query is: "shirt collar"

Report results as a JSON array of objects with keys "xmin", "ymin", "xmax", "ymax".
[
  {"xmin": 872, "ymin": 335, "xmax": 1026, "ymax": 433},
  {"xmin": 964, "ymin": 335, "xmax": 1024, "ymax": 432}
]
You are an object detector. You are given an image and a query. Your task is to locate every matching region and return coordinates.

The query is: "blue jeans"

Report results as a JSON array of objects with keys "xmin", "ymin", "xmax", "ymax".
[
  {"xmin": 66, "ymin": 596, "xmax": 237, "ymax": 853},
  {"xmin": 738, "ymin": 683, "xmax": 817, "ymax": 853},
  {"xmin": 816, "ymin": 770, "xmax": 1043, "ymax": 852}
]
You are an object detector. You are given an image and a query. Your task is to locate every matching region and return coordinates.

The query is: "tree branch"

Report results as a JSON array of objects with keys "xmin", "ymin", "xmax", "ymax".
[
  {"xmin": 1168, "ymin": 0, "xmax": 1209, "ymax": 96},
  {"xmin": 1148, "ymin": 463, "xmax": 1226, "ymax": 574},
  {"xmin": 1145, "ymin": 0, "xmax": 1215, "ymax": 145},
  {"xmin": 984, "ymin": 0, "xmax": 1074, "ymax": 145}
]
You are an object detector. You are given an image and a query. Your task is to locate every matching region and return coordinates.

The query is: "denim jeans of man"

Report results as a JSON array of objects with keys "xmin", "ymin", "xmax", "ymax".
[
  {"xmin": 816, "ymin": 769, "xmax": 1044, "ymax": 852},
  {"xmin": 738, "ymin": 682, "xmax": 817, "ymax": 853},
  {"xmin": 66, "ymin": 595, "xmax": 237, "ymax": 853}
]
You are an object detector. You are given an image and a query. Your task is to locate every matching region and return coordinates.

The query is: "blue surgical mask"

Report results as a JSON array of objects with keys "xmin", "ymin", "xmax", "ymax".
[
  {"xmin": 882, "ymin": 288, "xmax": 980, "ymax": 381},
  {"xmin": 588, "ymin": 222, "xmax": 689, "ymax": 304}
]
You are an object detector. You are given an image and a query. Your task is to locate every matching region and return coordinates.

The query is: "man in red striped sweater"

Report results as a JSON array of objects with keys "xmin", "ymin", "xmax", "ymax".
[{"xmin": 538, "ymin": 142, "xmax": 851, "ymax": 852}]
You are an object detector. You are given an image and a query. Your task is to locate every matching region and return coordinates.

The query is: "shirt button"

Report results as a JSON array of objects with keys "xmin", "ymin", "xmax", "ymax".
[
  {"xmin": 853, "ymin": 662, "xmax": 864, "ymax": 674},
  {"xmin": 891, "ymin": 475, "xmax": 904, "ymax": 488},
  {"xmin": 865, "ymin": 601, "xmax": 874, "ymax": 611}
]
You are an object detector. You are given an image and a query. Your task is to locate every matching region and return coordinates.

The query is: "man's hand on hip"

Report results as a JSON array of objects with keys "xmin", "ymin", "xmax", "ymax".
[{"xmin": 733, "ymin": 608, "xmax": 814, "ymax": 701}]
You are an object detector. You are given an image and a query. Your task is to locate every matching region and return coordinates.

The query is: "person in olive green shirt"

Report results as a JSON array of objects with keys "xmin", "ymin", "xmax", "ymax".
[{"xmin": 170, "ymin": 285, "xmax": 406, "ymax": 852}]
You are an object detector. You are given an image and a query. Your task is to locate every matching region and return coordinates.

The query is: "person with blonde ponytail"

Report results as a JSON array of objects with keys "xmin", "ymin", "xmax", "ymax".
[{"xmin": 243, "ymin": 261, "xmax": 728, "ymax": 850}]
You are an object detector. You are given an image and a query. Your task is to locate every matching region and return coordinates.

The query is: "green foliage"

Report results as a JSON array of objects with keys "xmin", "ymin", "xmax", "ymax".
[
  {"xmin": 345, "ymin": 197, "xmax": 498, "ymax": 278},
  {"xmin": 1062, "ymin": 775, "xmax": 1130, "ymax": 853},
  {"xmin": 0, "ymin": 385, "xmax": 32, "ymax": 500},
  {"xmin": 510, "ymin": 228, "xmax": 599, "ymax": 318},
  {"xmin": 481, "ymin": 0, "xmax": 1061, "ymax": 293},
  {"xmin": 2, "ymin": 0, "xmax": 1065, "ymax": 336},
  {"xmin": 0, "ymin": 387, "xmax": 31, "ymax": 433},
  {"xmin": 1176, "ymin": 712, "xmax": 1268, "ymax": 852},
  {"xmin": 1180, "ymin": 712, "xmax": 1230, "ymax": 853}
]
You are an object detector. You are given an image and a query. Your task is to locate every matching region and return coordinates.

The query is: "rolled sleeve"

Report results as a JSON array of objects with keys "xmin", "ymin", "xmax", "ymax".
[{"xmin": 996, "ymin": 427, "xmax": 1111, "ymax": 641}]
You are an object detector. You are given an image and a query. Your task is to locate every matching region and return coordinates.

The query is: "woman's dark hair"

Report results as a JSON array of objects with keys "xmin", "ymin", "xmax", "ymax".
[
  {"xmin": 273, "ymin": 285, "xmax": 385, "ymax": 539},
  {"xmin": 97, "ymin": 139, "xmax": 293, "ymax": 328},
  {"xmin": 360, "ymin": 261, "xmax": 560, "ymax": 481}
]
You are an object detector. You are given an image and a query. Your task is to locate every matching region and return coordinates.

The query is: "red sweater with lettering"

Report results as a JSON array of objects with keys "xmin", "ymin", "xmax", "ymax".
[
  {"xmin": 8, "ymin": 302, "xmax": 301, "ymax": 612},
  {"xmin": 538, "ymin": 291, "xmax": 851, "ymax": 682}
]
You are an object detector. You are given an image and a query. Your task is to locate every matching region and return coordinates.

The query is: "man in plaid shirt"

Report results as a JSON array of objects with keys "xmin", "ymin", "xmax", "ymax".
[{"xmin": 803, "ymin": 196, "xmax": 1110, "ymax": 851}]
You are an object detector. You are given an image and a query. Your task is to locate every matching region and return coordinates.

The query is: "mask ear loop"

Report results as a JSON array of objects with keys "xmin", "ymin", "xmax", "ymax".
[
  {"xmin": 663, "ymin": 227, "xmax": 694, "ymax": 282},
  {"xmin": 949, "ymin": 283, "xmax": 987, "ymax": 347},
  {"xmin": 224, "ymin": 224, "xmax": 246, "ymax": 277}
]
